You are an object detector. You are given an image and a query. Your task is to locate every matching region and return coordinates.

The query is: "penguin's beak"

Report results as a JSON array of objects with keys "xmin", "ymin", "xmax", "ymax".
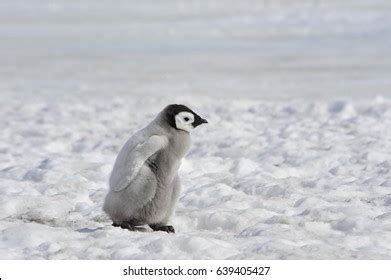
[{"xmin": 193, "ymin": 116, "xmax": 208, "ymax": 127}]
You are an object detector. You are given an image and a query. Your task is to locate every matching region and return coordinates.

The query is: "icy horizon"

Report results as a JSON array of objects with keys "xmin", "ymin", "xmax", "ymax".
[{"xmin": 1, "ymin": 0, "xmax": 391, "ymax": 100}]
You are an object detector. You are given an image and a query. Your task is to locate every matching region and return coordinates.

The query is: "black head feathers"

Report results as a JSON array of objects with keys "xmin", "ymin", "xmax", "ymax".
[{"xmin": 163, "ymin": 104, "xmax": 207, "ymax": 130}]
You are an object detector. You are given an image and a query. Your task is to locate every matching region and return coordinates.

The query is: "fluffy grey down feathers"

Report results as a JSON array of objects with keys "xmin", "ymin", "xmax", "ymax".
[{"xmin": 103, "ymin": 109, "xmax": 191, "ymax": 226}]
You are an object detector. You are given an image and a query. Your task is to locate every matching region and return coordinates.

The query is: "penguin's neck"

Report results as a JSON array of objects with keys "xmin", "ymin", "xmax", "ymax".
[
  {"xmin": 151, "ymin": 118, "xmax": 191, "ymax": 155},
  {"xmin": 169, "ymin": 130, "xmax": 191, "ymax": 159}
]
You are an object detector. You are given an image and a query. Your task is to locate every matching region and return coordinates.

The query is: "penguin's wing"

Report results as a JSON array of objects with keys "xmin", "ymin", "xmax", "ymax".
[{"xmin": 113, "ymin": 135, "xmax": 169, "ymax": 192}]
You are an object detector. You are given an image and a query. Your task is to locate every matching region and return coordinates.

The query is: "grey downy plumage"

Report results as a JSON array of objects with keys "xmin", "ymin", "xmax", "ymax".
[{"xmin": 103, "ymin": 104, "xmax": 207, "ymax": 233}]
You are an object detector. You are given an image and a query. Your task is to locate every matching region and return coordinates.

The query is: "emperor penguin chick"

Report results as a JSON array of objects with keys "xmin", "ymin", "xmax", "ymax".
[{"xmin": 103, "ymin": 104, "xmax": 208, "ymax": 233}]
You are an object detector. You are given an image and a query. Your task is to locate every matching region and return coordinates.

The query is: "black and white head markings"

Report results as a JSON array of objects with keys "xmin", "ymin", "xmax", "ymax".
[{"xmin": 163, "ymin": 104, "xmax": 208, "ymax": 133}]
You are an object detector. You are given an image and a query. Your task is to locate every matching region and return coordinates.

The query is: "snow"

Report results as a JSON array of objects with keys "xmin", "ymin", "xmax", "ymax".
[
  {"xmin": 1, "ymin": 96, "xmax": 391, "ymax": 259},
  {"xmin": 1, "ymin": 0, "xmax": 391, "ymax": 259}
]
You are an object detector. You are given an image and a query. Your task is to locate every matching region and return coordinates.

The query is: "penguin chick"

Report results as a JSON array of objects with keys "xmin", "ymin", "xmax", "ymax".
[{"xmin": 103, "ymin": 104, "xmax": 208, "ymax": 233}]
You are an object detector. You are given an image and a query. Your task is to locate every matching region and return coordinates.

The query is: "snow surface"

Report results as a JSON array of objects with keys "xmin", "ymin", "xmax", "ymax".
[
  {"xmin": 1, "ymin": 0, "xmax": 391, "ymax": 259},
  {"xmin": 1, "ymin": 96, "xmax": 391, "ymax": 259}
]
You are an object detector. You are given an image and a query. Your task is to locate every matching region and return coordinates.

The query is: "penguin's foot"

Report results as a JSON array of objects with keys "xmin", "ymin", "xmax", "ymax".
[
  {"xmin": 112, "ymin": 222, "xmax": 147, "ymax": 232},
  {"xmin": 149, "ymin": 224, "xmax": 175, "ymax": 234}
]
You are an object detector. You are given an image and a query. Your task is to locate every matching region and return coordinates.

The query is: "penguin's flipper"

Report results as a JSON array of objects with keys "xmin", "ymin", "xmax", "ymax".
[{"xmin": 113, "ymin": 135, "xmax": 168, "ymax": 192}]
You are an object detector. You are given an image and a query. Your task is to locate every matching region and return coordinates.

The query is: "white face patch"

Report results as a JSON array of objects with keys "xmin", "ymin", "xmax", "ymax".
[{"xmin": 175, "ymin": 111, "xmax": 195, "ymax": 132}]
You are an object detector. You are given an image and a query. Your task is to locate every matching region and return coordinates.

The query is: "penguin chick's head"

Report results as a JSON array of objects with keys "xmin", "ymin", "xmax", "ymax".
[{"xmin": 163, "ymin": 104, "xmax": 208, "ymax": 133}]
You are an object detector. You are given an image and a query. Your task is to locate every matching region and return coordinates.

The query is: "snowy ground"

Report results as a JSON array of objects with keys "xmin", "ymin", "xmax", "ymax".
[
  {"xmin": 1, "ymin": 0, "xmax": 391, "ymax": 259},
  {"xmin": 1, "ymin": 96, "xmax": 391, "ymax": 259}
]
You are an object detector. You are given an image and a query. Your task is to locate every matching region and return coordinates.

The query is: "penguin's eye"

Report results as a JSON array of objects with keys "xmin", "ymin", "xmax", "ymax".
[{"xmin": 184, "ymin": 117, "xmax": 189, "ymax": 122}]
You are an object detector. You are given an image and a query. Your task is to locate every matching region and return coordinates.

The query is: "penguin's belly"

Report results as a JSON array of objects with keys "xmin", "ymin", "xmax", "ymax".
[
  {"xmin": 135, "ymin": 183, "xmax": 174, "ymax": 224},
  {"xmin": 132, "ymin": 158, "xmax": 177, "ymax": 224}
]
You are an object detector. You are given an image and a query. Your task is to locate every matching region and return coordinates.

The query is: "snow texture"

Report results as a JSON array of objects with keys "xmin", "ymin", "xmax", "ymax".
[{"xmin": 1, "ymin": 96, "xmax": 391, "ymax": 259}]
